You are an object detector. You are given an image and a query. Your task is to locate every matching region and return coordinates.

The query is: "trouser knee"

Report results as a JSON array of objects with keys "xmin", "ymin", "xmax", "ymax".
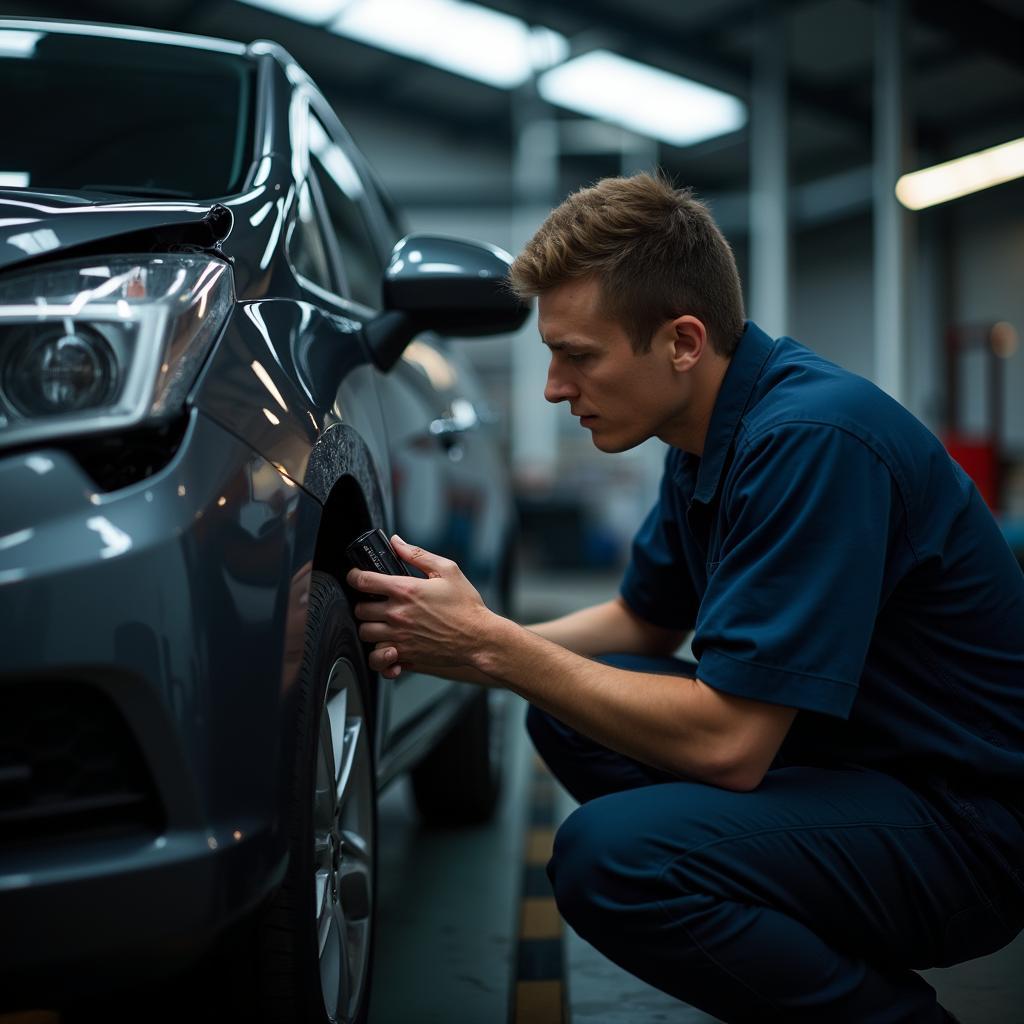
[
  {"xmin": 547, "ymin": 800, "xmax": 649, "ymax": 940},
  {"xmin": 547, "ymin": 805, "xmax": 602, "ymax": 935}
]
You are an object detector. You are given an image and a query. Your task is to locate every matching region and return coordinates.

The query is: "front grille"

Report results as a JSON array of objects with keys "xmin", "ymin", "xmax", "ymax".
[{"xmin": 0, "ymin": 681, "xmax": 163, "ymax": 842}]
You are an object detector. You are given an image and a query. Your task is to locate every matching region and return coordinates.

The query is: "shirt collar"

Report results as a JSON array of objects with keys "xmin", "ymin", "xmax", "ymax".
[{"xmin": 685, "ymin": 320, "xmax": 776, "ymax": 505}]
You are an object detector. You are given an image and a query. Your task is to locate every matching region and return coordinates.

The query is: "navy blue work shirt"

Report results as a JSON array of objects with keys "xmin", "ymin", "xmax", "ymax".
[{"xmin": 621, "ymin": 321, "xmax": 1024, "ymax": 796}]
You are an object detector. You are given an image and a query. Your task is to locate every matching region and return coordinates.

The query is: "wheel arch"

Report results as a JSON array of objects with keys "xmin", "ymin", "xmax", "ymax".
[
  {"xmin": 312, "ymin": 473, "xmax": 372, "ymax": 585},
  {"xmin": 309, "ymin": 444, "xmax": 390, "ymax": 757}
]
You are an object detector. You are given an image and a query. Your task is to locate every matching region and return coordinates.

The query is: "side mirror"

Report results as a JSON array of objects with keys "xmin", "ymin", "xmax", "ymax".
[{"xmin": 364, "ymin": 235, "xmax": 531, "ymax": 372}]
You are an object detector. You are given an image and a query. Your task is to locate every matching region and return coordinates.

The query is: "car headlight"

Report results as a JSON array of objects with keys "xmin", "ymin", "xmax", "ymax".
[{"xmin": 0, "ymin": 254, "xmax": 233, "ymax": 450}]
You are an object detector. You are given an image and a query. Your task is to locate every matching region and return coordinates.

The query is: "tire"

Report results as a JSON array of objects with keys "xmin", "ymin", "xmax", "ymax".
[
  {"xmin": 254, "ymin": 570, "xmax": 378, "ymax": 1024},
  {"xmin": 410, "ymin": 689, "xmax": 502, "ymax": 825}
]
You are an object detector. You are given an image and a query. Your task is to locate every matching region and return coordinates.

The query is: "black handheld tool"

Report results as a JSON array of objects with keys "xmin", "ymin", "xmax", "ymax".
[{"xmin": 345, "ymin": 528, "xmax": 410, "ymax": 576}]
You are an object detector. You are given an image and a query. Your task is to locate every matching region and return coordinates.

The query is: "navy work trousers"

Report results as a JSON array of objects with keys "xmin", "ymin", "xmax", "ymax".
[{"xmin": 528, "ymin": 653, "xmax": 1024, "ymax": 1024}]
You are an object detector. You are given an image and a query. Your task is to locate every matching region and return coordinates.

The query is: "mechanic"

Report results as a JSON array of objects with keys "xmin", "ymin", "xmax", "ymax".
[{"xmin": 348, "ymin": 172, "xmax": 1024, "ymax": 1023}]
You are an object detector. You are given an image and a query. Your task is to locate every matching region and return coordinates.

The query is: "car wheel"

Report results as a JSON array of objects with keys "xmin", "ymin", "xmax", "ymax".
[
  {"xmin": 410, "ymin": 689, "xmax": 502, "ymax": 825},
  {"xmin": 257, "ymin": 570, "xmax": 377, "ymax": 1024}
]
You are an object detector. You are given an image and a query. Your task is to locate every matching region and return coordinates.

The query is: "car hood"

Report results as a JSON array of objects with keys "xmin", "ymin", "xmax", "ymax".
[{"xmin": 0, "ymin": 189, "xmax": 233, "ymax": 273}]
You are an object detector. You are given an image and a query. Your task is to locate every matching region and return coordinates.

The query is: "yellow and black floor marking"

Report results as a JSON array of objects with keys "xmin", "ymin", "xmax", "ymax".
[{"xmin": 510, "ymin": 755, "xmax": 568, "ymax": 1024}]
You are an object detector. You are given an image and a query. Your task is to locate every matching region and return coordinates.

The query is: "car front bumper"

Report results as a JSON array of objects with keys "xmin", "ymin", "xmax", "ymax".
[{"xmin": 0, "ymin": 408, "xmax": 321, "ymax": 1001}]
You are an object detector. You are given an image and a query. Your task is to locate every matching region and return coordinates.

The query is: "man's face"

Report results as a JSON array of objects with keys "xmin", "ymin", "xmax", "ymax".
[{"xmin": 538, "ymin": 277, "xmax": 685, "ymax": 453}]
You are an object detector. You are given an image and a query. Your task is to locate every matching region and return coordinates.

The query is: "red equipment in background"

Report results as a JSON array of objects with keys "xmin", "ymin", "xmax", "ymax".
[{"xmin": 943, "ymin": 321, "xmax": 1018, "ymax": 512}]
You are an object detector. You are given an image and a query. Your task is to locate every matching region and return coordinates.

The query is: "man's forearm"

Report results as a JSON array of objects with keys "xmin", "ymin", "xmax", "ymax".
[
  {"xmin": 527, "ymin": 596, "xmax": 687, "ymax": 658},
  {"xmin": 398, "ymin": 596, "xmax": 684, "ymax": 687},
  {"xmin": 415, "ymin": 662, "xmax": 500, "ymax": 686},
  {"xmin": 350, "ymin": 543, "xmax": 794, "ymax": 789},
  {"xmin": 470, "ymin": 612, "xmax": 748, "ymax": 785}
]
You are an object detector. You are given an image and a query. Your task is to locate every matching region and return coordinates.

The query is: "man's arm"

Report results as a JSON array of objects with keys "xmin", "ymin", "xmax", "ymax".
[
  {"xmin": 527, "ymin": 596, "xmax": 688, "ymax": 658},
  {"xmin": 372, "ymin": 594, "xmax": 686, "ymax": 684},
  {"xmin": 477, "ymin": 616, "xmax": 795, "ymax": 791},
  {"xmin": 350, "ymin": 538, "xmax": 795, "ymax": 791}
]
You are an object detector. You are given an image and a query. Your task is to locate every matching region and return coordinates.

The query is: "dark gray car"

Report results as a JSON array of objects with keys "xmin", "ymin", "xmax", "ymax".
[{"xmin": 0, "ymin": 18, "xmax": 528, "ymax": 1023}]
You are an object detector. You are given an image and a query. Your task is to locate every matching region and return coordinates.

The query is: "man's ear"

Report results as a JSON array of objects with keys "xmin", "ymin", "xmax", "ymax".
[{"xmin": 669, "ymin": 316, "xmax": 708, "ymax": 372}]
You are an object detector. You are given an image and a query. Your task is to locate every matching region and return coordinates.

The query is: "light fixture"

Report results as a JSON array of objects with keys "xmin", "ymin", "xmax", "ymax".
[
  {"xmin": 239, "ymin": 0, "xmax": 350, "ymax": 24},
  {"xmin": 538, "ymin": 50, "xmax": 746, "ymax": 147},
  {"xmin": 0, "ymin": 30, "xmax": 43, "ymax": 58},
  {"xmin": 896, "ymin": 137, "xmax": 1024, "ymax": 210},
  {"xmin": 330, "ymin": 0, "xmax": 567, "ymax": 89}
]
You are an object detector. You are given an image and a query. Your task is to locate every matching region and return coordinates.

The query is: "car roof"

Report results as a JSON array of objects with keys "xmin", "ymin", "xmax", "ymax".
[{"xmin": 0, "ymin": 17, "xmax": 250, "ymax": 58}]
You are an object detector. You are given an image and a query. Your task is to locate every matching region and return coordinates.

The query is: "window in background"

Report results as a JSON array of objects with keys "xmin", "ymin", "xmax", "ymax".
[
  {"xmin": 308, "ymin": 114, "xmax": 381, "ymax": 308},
  {"xmin": 288, "ymin": 178, "xmax": 334, "ymax": 295}
]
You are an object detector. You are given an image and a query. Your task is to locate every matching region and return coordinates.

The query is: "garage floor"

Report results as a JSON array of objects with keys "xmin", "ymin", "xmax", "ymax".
[{"xmin": 367, "ymin": 568, "xmax": 1024, "ymax": 1024}]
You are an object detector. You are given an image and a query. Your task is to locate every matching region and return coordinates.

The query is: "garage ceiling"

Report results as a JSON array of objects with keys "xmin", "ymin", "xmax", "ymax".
[{"xmin": 6, "ymin": 0, "xmax": 1024, "ymax": 204}]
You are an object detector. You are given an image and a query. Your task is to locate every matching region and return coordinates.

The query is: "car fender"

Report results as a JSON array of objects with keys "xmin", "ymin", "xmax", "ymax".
[
  {"xmin": 192, "ymin": 297, "xmax": 394, "ymax": 526},
  {"xmin": 192, "ymin": 297, "xmax": 397, "ymax": 749}
]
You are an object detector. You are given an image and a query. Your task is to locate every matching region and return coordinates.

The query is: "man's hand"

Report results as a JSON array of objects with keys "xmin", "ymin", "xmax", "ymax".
[{"xmin": 347, "ymin": 535, "xmax": 494, "ymax": 680}]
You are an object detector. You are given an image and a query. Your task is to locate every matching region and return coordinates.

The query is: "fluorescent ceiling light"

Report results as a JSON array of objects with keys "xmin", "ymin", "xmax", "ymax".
[
  {"xmin": 896, "ymin": 137, "xmax": 1024, "ymax": 210},
  {"xmin": 0, "ymin": 30, "xmax": 43, "ymax": 57},
  {"xmin": 0, "ymin": 172, "xmax": 29, "ymax": 187},
  {"xmin": 8, "ymin": 228, "xmax": 59, "ymax": 255},
  {"xmin": 538, "ymin": 50, "xmax": 746, "ymax": 147},
  {"xmin": 331, "ymin": 0, "xmax": 568, "ymax": 89},
  {"xmin": 240, "ymin": 0, "xmax": 350, "ymax": 24}
]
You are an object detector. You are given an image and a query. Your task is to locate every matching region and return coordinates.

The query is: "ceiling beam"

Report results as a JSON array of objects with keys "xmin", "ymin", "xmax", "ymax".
[
  {"xmin": 488, "ymin": 0, "xmax": 875, "ymax": 144},
  {"xmin": 910, "ymin": 0, "xmax": 1024, "ymax": 70},
  {"xmin": 321, "ymin": 75, "xmax": 513, "ymax": 146}
]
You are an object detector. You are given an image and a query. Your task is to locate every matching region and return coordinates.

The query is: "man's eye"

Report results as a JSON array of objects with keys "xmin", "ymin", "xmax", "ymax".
[{"xmin": 567, "ymin": 352, "xmax": 589, "ymax": 363}]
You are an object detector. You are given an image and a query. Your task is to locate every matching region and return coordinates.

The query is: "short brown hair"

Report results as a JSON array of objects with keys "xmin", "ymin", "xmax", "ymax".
[{"xmin": 509, "ymin": 172, "xmax": 745, "ymax": 357}]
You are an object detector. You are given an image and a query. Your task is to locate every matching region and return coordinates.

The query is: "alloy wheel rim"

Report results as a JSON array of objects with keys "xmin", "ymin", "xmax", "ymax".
[{"xmin": 313, "ymin": 658, "xmax": 373, "ymax": 1024}]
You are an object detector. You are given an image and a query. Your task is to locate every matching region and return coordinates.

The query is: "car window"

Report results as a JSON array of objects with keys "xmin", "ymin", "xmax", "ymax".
[
  {"xmin": 308, "ymin": 114, "xmax": 381, "ymax": 309},
  {"xmin": 288, "ymin": 178, "xmax": 334, "ymax": 295},
  {"xmin": 363, "ymin": 166, "xmax": 407, "ymax": 255},
  {"xmin": 1, "ymin": 32, "xmax": 252, "ymax": 198}
]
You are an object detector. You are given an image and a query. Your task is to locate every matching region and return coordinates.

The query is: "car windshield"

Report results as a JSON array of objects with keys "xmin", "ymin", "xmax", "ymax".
[{"xmin": 0, "ymin": 27, "xmax": 254, "ymax": 199}]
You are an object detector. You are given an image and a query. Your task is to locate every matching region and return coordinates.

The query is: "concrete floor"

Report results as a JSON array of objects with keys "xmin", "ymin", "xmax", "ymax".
[
  {"xmin": 368, "ymin": 691, "xmax": 530, "ymax": 1024},
  {"xmin": 366, "ymin": 567, "xmax": 1024, "ymax": 1023}
]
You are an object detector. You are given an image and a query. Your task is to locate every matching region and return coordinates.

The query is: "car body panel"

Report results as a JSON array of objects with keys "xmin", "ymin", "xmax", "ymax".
[
  {"xmin": 0, "ymin": 18, "xmax": 517, "ymax": 1004},
  {"xmin": 0, "ymin": 190, "xmax": 233, "ymax": 274},
  {"xmin": 1, "ymin": 409, "xmax": 315, "ymax": 834}
]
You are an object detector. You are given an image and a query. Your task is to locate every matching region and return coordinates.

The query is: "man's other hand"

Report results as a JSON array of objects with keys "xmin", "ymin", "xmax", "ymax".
[{"xmin": 347, "ymin": 535, "xmax": 494, "ymax": 680}]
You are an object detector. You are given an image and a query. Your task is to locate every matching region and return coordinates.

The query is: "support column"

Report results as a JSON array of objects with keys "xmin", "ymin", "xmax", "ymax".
[
  {"xmin": 749, "ymin": 4, "xmax": 790, "ymax": 339},
  {"xmin": 873, "ymin": 0, "xmax": 911, "ymax": 402},
  {"xmin": 620, "ymin": 134, "xmax": 659, "ymax": 178},
  {"xmin": 619, "ymin": 133, "xmax": 667, "ymax": 505},
  {"xmin": 510, "ymin": 86, "xmax": 560, "ymax": 485}
]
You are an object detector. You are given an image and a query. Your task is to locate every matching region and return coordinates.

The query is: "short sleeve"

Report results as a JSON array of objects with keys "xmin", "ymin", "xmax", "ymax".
[
  {"xmin": 620, "ymin": 451, "xmax": 701, "ymax": 631},
  {"xmin": 693, "ymin": 424, "xmax": 899, "ymax": 718}
]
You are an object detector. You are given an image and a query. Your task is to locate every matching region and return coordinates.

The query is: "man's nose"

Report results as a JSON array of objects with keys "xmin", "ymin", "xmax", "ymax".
[{"xmin": 544, "ymin": 365, "xmax": 577, "ymax": 405}]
